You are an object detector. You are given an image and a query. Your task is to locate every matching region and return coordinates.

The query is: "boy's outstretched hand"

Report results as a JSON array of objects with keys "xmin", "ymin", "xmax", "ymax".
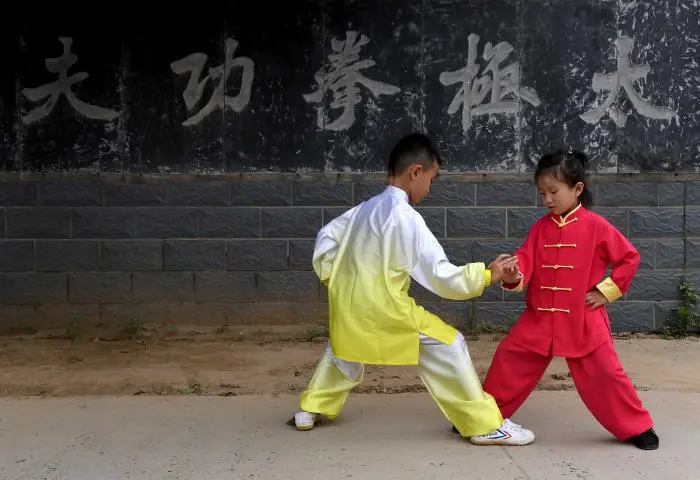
[{"xmin": 488, "ymin": 254, "xmax": 519, "ymax": 284}]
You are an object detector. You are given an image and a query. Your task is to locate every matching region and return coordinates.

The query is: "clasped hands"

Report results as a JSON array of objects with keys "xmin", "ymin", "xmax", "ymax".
[
  {"xmin": 487, "ymin": 254, "xmax": 522, "ymax": 285},
  {"xmin": 487, "ymin": 253, "xmax": 609, "ymax": 310}
]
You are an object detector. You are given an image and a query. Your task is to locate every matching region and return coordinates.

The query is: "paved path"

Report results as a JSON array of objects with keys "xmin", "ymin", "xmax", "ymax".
[{"xmin": 1, "ymin": 391, "xmax": 697, "ymax": 479}]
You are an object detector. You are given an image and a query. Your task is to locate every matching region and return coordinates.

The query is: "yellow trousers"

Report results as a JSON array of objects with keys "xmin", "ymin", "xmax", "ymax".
[{"xmin": 299, "ymin": 333, "xmax": 503, "ymax": 437}]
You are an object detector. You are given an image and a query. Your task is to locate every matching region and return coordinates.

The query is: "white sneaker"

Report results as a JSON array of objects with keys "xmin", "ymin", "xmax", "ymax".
[
  {"xmin": 469, "ymin": 419, "xmax": 535, "ymax": 446},
  {"xmin": 293, "ymin": 411, "xmax": 318, "ymax": 431}
]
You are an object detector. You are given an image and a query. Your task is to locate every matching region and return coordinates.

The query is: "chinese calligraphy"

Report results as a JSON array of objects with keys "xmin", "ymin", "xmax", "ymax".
[
  {"xmin": 439, "ymin": 33, "xmax": 541, "ymax": 134},
  {"xmin": 580, "ymin": 36, "xmax": 675, "ymax": 127},
  {"xmin": 16, "ymin": 29, "xmax": 685, "ymax": 144},
  {"xmin": 21, "ymin": 37, "xmax": 119, "ymax": 125},
  {"xmin": 304, "ymin": 31, "xmax": 401, "ymax": 131},
  {"xmin": 171, "ymin": 37, "xmax": 254, "ymax": 126}
]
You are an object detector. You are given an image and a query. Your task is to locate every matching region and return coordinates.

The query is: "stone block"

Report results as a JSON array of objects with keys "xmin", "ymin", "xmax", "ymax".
[
  {"xmin": 476, "ymin": 183, "xmax": 535, "ymax": 206},
  {"xmin": 479, "ymin": 284, "xmax": 504, "ymax": 301},
  {"xmin": 194, "ymin": 271, "xmax": 256, "ymax": 302},
  {"xmin": 473, "ymin": 302, "xmax": 524, "ymax": 329},
  {"xmin": 166, "ymin": 181, "xmax": 229, "ymax": 206},
  {"xmin": 630, "ymin": 239, "xmax": 654, "ymax": 270},
  {"xmin": 441, "ymin": 240, "xmax": 473, "ymax": 265},
  {"xmin": 591, "ymin": 207, "xmax": 629, "ymax": 236},
  {"xmin": 607, "ymin": 302, "xmax": 654, "ymax": 332},
  {"xmin": 322, "ymin": 207, "xmax": 350, "ymax": 224},
  {"xmin": 420, "ymin": 182, "xmax": 476, "ymax": 206},
  {"xmin": 0, "ymin": 240, "xmax": 34, "ymax": 272},
  {"xmin": 256, "ymin": 271, "xmax": 320, "ymax": 301},
  {"xmin": 261, "ymin": 208, "xmax": 321, "ymax": 238},
  {"xmin": 134, "ymin": 208, "xmax": 198, "ymax": 238},
  {"xmin": 292, "ymin": 182, "xmax": 352, "ymax": 206},
  {"xmin": 658, "ymin": 182, "xmax": 685, "ymax": 206},
  {"xmin": 228, "ymin": 240, "xmax": 289, "ymax": 270},
  {"xmin": 507, "ymin": 208, "xmax": 544, "ymax": 238},
  {"xmin": 653, "ymin": 301, "xmax": 682, "ymax": 331},
  {"xmin": 38, "ymin": 180, "xmax": 102, "ymax": 206},
  {"xmin": 6, "ymin": 208, "xmax": 71, "ymax": 239},
  {"xmin": 686, "ymin": 181, "xmax": 700, "ymax": 205},
  {"xmin": 655, "ymin": 239, "xmax": 685, "ymax": 270},
  {"xmin": 0, "ymin": 182, "xmax": 37, "ymax": 206},
  {"xmin": 416, "ymin": 208, "xmax": 445, "ymax": 238},
  {"xmin": 596, "ymin": 182, "xmax": 658, "ymax": 206},
  {"xmin": 422, "ymin": 302, "xmax": 470, "ymax": 328},
  {"xmin": 132, "ymin": 272, "xmax": 194, "ymax": 303},
  {"xmin": 629, "ymin": 207, "xmax": 683, "ymax": 237},
  {"xmin": 408, "ymin": 282, "xmax": 441, "ymax": 303},
  {"xmin": 231, "ymin": 182, "xmax": 291, "ymax": 206},
  {"xmin": 1, "ymin": 273, "xmax": 67, "ymax": 304},
  {"xmin": 353, "ymin": 182, "xmax": 385, "ymax": 204},
  {"xmin": 102, "ymin": 182, "xmax": 166, "ymax": 206},
  {"xmin": 164, "ymin": 240, "xmax": 227, "ymax": 270},
  {"xmin": 36, "ymin": 240, "xmax": 99, "ymax": 271},
  {"xmin": 72, "ymin": 208, "xmax": 135, "ymax": 239},
  {"xmin": 446, "ymin": 208, "xmax": 506, "ymax": 238},
  {"xmin": 288, "ymin": 240, "xmax": 314, "ymax": 270},
  {"xmin": 627, "ymin": 271, "xmax": 683, "ymax": 301},
  {"xmin": 69, "ymin": 272, "xmax": 132, "ymax": 304},
  {"xmin": 100, "ymin": 240, "xmax": 163, "ymax": 271},
  {"xmin": 686, "ymin": 238, "xmax": 700, "ymax": 269},
  {"xmin": 199, "ymin": 207, "xmax": 260, "ymax": 238},
  {"xmin": 686, "ymin": 207, "xmax": 700, "ymax": 236},
  {"xmin": 471, "ymin": 239, "xmax": 523, "ymax": 262}
]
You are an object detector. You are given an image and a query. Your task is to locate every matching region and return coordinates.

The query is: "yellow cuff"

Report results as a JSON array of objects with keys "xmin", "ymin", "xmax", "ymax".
[
  {"xmin": 484, "ymin": 269, "xmax": 492, "ymax": 287},
  {"xmin": 501, "ymin": 275, "xmax": 524, "ymax": 293},
  {"xmin": 596, "ymin": 277, "xmax": 623, "ymax": 303}
]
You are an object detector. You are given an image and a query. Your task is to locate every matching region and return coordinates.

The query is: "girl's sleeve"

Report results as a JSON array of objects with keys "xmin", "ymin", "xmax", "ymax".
[
  {"xmin": 595, "ymin": 218, "xmax": 641, "ymax": 303},
  {"xmin": 502, "ymin": 221, "xmax": 540, "ymax": 293}
]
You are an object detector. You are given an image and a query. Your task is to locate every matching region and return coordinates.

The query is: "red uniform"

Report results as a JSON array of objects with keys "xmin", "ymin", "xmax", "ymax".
[{"xmin": 483, "ymin": 204, "xmax": 654, "ymax": 440}]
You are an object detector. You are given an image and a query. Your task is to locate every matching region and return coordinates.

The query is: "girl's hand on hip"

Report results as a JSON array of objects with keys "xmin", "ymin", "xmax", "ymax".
[{"xmin": 585, "ymin": 290, "xmax": 609, "ymax": 309}]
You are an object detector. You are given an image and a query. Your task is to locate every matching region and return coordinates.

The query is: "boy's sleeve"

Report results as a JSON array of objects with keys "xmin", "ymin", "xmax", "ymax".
[
  {"xmin": 595, "ymin": 218, "xmax": 640, "ymax": 303},
  {"xmin": 312, "ymin": 205, "xmax": 358, "ymax": 285},
  {"xmin": 501, "ymin": 221, "xmax": 540, "ymax": 293},
  {"xmin": 393, "ymin": 208, "xmax": 490, "ymax": 301}
]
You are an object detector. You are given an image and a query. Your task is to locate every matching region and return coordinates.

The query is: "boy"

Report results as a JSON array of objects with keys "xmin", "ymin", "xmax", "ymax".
[{"xmin": 289, "ymin": 133, "xmax": 535, "ymax": 446}]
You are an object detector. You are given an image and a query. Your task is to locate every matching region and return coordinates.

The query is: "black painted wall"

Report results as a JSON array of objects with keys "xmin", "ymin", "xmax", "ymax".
[{"xmin": 1, "ymin": 0, "xmax": 698, "ymax": 174}]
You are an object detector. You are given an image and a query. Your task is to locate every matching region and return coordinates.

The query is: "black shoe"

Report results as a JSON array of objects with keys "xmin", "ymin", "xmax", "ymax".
[{"xmin": 625, "ymin": 428, "xmax": 659, "ymax": 450}]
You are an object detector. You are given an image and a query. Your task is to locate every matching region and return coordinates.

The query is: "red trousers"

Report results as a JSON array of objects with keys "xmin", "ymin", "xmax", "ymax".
[{"xmin": 483, "ymin": 338, "xmax": 654, "ymax": 441}]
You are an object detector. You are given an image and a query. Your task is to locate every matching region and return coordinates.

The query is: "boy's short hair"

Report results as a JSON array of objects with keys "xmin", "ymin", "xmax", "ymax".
[{"xmin": 388, "ymin": 133, "xmax": 442, "ymax": 176}]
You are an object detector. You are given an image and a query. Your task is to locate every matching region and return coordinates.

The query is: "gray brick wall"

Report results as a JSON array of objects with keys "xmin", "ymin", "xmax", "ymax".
[{"xmin": 0, "ymin": 176, "xmax": 698, "ymax": 334}]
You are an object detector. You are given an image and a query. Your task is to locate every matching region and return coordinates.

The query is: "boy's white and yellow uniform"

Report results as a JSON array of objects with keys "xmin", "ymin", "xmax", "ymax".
[{"xmin": 299, "ymin": 186, "xmax": 503, "ymax": 436}]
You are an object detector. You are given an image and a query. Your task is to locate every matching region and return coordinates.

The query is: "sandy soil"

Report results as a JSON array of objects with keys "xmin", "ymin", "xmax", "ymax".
[{"xmin": 0, "ymin": 326, "xmax": 698, "ymax": 397}]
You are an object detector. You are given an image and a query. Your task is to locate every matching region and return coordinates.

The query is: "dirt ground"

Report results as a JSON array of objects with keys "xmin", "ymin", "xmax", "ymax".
[{"xmin": 0, "ymin": 325, "xmax": 699, "ymax": 397}]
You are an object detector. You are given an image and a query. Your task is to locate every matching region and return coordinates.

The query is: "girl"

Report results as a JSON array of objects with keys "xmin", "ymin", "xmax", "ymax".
[{"xmin": 472, "ymin": 150, "xmax": 658, "ymax": 450}]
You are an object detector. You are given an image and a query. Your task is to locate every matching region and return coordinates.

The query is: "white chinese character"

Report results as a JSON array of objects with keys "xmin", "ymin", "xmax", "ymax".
[
  {"xmin": 439, "ymin": 33, "xmax": 540, "ymax": 134},
  {"xmin": 171, "ymin": 37, "xmax": 254, "ymax": 126},
  {"xmin": 304, "ymin": 31, "xmax": 401, "ymax": 131},
  {"xmin": 21, "ymin": 37, "xmax": 119, "ymax": 125},
  {"xmin": 580, "ymin": 36, "xmax": 675, "ymax": 127}
]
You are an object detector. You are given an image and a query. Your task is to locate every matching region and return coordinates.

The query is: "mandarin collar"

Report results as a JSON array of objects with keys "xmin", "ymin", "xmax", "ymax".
[
  {"xmin": 385, "ymin": 185, "xmax": 409, "ymax": 203},
  {"xmin": 553, "ymin": 203, "xmax": 583, "ymax": 223}
]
